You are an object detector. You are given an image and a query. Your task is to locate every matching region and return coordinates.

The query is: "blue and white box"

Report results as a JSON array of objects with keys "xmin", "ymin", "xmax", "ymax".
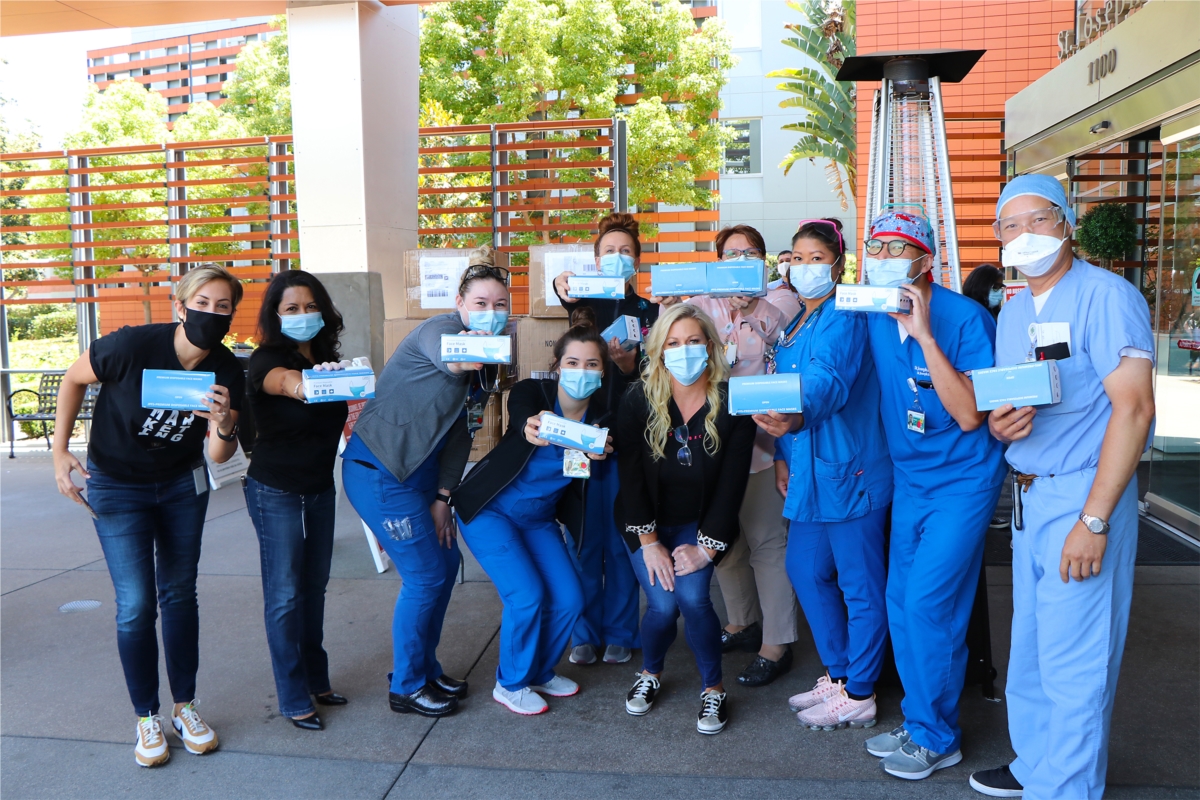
[
  {"xmin": 601, "ymin": 315, "xmax": 642, "ymax": 351},
  {"xmin": 650, "ymin": 262, "xmax": 709, "ymax": 296},
  {"xmin": 440, "ymin": 334, "xmax": 513, "ymax": 364},
  {"xmin": 567, "ymin": 275, "xmax": 626, "ymax": 299},
  {"xmin": 302, "ymin": 364, "xmax": 376, "ymax": 403},
  {"xmin": 972, "ymin": 360, "xmax": 1062, "ymax": 411},
  {"xmin": 835, "ymin": 285, "xmax": 912, "ymax": 314},
  {"xmin": 141, "ymin": 369, "xmax": 215, "ymax": 411},
  {"xmin": 728, "ymin": 373, "xmax": 803, "ymax": 416},
  {"xmin": 706, "ymin": 259, "xmax": 767, "ymax": 297},
  {"xmin": 537, "ymin": 413, "xmax": 609, "ymax": 455}
]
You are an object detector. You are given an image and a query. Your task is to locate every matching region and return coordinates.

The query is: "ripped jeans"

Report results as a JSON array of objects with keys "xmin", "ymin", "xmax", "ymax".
[{"xmin": 342, "ymin": 457, "xmax": 460, "ymax": 695}]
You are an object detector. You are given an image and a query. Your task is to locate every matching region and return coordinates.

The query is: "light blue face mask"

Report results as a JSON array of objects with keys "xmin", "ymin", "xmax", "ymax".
[
  {"xmin": 663, "ymin": 344, "xmax": 709, "ymax": 386},
  {"xmin": 599, "ymin": 252, "xmax": 636, "ymax": 281},
  {"xmin": 864, "ymin": 256, "xmax": 920, "ymax": 288},
  {"xmin": 279, "ymin": 311, "xmax": 325, "ymax": 342},
  {"xmin": 467, "ymin": 309, "xmax": 509, "ymax": 335},
  {"xmin": 559, "ymin": 368, "xmax": 603, "ymax": 400},
  {"xmin": 793, "ymin": 263, "xmax": 836, "ymax": 299},
  {"xmin": 988, "ymin": 287, "xmax": 1004, "ymax": 308}
]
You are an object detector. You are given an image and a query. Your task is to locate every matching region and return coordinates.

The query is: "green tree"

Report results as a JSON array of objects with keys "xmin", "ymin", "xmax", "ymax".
[
  {"xmin": 767, "ymin": 0, "xmax": 857, "ymax": 210},
  {"xmin": 222, "ymin": 16, "xmax": 291, "ymax": 136}
]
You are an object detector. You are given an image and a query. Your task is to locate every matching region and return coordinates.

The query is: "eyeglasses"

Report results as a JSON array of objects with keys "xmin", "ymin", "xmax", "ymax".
[
  {"xmin": 864, "ymin": 239, "xmax": 913, "ymax": 257},
  {"xmin": 673, "ymin": 425, "xmax": 693, "ymax": 467},
  {"xmin": 460, "ymin": 264, "xmax": 511, "ymax": 285},
  {"xmin": 992, "ymin": 206, "xmax": 1066, "ymax": 242},
  {"xmin": 721, "ymin": 248, "xmax": 764, "ymax": 261}
]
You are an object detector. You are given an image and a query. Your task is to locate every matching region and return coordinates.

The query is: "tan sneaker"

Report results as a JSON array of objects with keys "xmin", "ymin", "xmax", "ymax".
[
  {"xmin": 134, "ymin": 714, "xmax": 170, "ymax": 767},
  {"xmin": 171, "ymin": 700, "xmax": 219, "ymax": 755}
]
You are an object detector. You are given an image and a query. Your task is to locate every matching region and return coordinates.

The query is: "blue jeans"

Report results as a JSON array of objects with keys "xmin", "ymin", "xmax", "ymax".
[
  {"xmin": 242, "ymin": 476, "xmax": 336, "ymax": 718},
  {"xmin": 86, "ymin": 462, "xmax": 208, "ymax": 717},
  {"xmin": 628, "ymin": 522, "xmax": 722, "ymax": 689},
  {"xmin": 342, "ymin": 458, "xmax": 459, "ymax": 695}
]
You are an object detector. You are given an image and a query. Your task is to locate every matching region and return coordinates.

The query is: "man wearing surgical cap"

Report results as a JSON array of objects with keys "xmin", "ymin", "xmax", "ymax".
[{"xmin": 969, "ymin": 174, "xmax": 1155, "ymax": 799}]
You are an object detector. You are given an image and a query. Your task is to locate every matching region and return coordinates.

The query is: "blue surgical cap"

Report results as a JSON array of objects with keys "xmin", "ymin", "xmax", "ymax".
[{"xmin": 997, "ymin": 174, "xmax": 1076, "ymax": 226}]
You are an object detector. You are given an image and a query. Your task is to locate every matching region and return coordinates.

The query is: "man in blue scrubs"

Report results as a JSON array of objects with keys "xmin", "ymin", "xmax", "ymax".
[
  {"xmin": 857, "ymin": 210, "xmax": 1006, "ymax": 780},
  {"xmin": 969, "ymin": 176, "xmax": 1155, "ymax": 799}
]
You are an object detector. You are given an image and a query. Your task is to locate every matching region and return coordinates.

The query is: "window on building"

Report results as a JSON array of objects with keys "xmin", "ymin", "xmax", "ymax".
[
  {"xmin": 151, "ymin": 81, "xmax": 167, "ymax": 91},
  {"xmin": 722, "ymin": 119, "xmax": 762, "ymax": 175},
  {"xmin": 208, "ymin": 91, "xmax": 222, "ymax": 101},
  {"xmin": 130, "ymin": 52, "xmax": 142, "ymax": 61},
  {"xmin": 166, "ymin": 46, "xmax": 178, "ymax": 55},
  {"xmin": 169, "ymin": 112, "xmax": 182, "ymax": 122}
]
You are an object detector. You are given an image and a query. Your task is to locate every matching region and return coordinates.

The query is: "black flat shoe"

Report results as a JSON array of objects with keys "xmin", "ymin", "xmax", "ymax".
[
  {"xmin": 290, "ymin": 714, "xmax": 323, "ymax": 731},
  {"xmin": 431, "ymin": 674, "xmax": 468, "ymax": 699},
  {"xmin": 720, "ymin": 621, "xmax": 762, "ymax": 654},
  {"xmin": 314, "ymin": 692, "xmax": 348, "ymax": 706},
  {"xmin": 389, "ymin": 685, "xmax": 458, "ymax": 717},
  {"xmin": 737, "ymin": 647, "xmax": 793, "ymax": 687}
]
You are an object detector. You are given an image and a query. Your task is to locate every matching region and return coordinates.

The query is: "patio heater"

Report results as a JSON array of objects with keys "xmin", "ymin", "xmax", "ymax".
[{"xmin": 837, "ymin": 49, "xmax": 985, "ymax": 292}]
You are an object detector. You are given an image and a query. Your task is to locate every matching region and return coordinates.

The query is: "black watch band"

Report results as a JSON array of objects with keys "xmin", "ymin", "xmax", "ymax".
[
  {"xmin": 216, "ymin": 424, "xmax": 239, "ymax": 442},
  {"xmin": 435, "ymin": 493, "xmax": 453, "ymax": 507}
]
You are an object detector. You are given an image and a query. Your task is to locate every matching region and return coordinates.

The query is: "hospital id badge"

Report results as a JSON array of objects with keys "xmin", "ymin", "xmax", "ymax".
[
  {"xmin": 563, "ymin": 449, "xmax": 591, "ymax": 478},
  {"xmin": 906, "ymin": 409, "xmax": 926, "ymax": 434},
  {"xmin": 724, "ymin": 341, "xmax": 738, "ymax": 366},
  {"xmin": 467, "ymin": 401, "xmax": 484, "ymax": 432}
]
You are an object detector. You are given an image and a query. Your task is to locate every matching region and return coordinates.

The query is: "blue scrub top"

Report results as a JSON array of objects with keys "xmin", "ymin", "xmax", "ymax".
[
  {"xmin": 995, "ymin": 259, "xmax": 1154, "ymax": 476},
  {"xmin": 774, "ymin": 302, "xmax": 893, "ymax": 523},
  {"xmin": 490, "ymin": 401, "xmax": 578, "ymax": 521},
  {"xmin": 867, "ymin": 282, "xmax": 1005, "ymax": 495}
]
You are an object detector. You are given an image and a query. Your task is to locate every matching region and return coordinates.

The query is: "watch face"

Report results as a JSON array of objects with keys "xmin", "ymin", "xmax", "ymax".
[{"xmin": 1086, "ymin": 517, "xmax": 1104, "ymax": 533}]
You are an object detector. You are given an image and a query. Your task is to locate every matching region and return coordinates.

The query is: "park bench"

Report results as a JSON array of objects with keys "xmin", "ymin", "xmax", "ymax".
[{"xmin": 6, "ymin": 373, "xmax": 100, "ymax": 458}]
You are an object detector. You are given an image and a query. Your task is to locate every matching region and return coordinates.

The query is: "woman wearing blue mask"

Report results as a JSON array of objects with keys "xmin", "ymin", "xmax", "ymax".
[
  {"xmin": 962, "ymin": 264, "xmax": 1004, "ymax": 321},
  {"xmin": 451, "ymin": 324, "xmax": 615, "ymax": 715},
  {"xmin": 243, "ymin": 270, "xmax": 351, "ymax": 731},
  {"xmin": 616, "ymin": 303, "xmax": 756, "ymax": 735},
  {"xmin": 342, "ymin": 246, "xmax": 510, "ymax": 719}
]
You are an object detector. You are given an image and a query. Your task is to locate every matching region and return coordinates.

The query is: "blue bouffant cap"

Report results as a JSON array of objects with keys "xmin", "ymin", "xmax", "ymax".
[{"xmin": 997, "ymin": 174, "xmax": 1076, "ymax": 226}]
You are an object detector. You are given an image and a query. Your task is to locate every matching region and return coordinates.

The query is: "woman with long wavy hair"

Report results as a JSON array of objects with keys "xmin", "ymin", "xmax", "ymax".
[{"xmin": 615, "ymin": 303, "xmax": 756, "ymax": 735}]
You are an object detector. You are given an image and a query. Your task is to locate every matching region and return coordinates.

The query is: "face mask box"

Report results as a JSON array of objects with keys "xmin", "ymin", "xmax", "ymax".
[
  {"xmin": 142, "ymin": 369, "xmax": 215, "ymax": 411},
  {"xmin": 440, "ymin": 334, "xmax": 513, "ymax": 364},
  {"xmin": 650, "ymin": 263, "xmax": 709, "ymax": 296},
  {"xmin": 727, "ymin": 373, "xmax": 803, "ymax": 416},
  {"xmin": 834, "ymin": 285, "xmax": 912, "ymax": 314},
  {"xmin": 567, "ymin": 275, "xmax": 626, "ymax": 299},
  {"xmin": 972, "ymin": 360, "xmax": 1061, "ymax": 411},
  {"xmin": 706, "ymin": 259, "xmax": 767, "ymax": 297},
  {"xmin": 303, "ymin": 364, "xmax": 376, "ymax": 403},
  {"xmin": 601, "ymin": 315, "xmax": 642, "ymax": 351},
  {"xmin": 537, "ymin": 412, "xmax": 609, "ymax": 455}
]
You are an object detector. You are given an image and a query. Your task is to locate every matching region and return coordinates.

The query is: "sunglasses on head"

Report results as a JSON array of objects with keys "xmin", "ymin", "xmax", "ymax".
[
  {"xmin": 460, "ymin": 264, "xmax": 510, "ymax": 287},
  {"xmin": 796, "ymin": 219, "xmax": 845, "ymax": 254}
]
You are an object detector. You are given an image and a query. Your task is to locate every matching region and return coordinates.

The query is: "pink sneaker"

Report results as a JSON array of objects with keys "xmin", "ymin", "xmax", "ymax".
[
  {"xmin": 797, "ymin": 690, "xmax": 877, "ymax": 731},
  {"xmin": 787, "ymin": 673, "xmax": 843, "ymax": 712}
]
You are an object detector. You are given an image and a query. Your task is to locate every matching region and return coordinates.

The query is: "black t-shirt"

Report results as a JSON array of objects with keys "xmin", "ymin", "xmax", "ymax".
[
  {"xmin": 656, "ymin": 398, "xmax": 705, "ymax": 527},
  {"xmin": 246, "ymin": 346, "xmax": 349, "ymax": 494},
  {"xmin": 88, "ymin": 323, "xmax": 245, "ymax": 483}
]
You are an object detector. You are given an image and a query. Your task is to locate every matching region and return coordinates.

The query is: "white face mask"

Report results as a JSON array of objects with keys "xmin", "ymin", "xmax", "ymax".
[
  {"xmin": 793, "ymin": 264, "xmax": 835, "ymax": 299},
  {"xmin": 1001, "ymin": 232, "xmax": 1069, "ymax": 277}
]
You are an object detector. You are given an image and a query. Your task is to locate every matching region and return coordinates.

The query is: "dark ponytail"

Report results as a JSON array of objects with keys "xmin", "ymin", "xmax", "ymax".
[{"xmin": 550, "ymin": 314, "xmax": 608, "ymax": 373}]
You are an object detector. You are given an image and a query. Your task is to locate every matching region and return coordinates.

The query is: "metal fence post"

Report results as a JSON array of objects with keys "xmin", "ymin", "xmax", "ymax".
[
  {"xmin": 167, "ymin": 147, "xmax": 188, "ymax": 307},
  {"xmin": 269, "ymin": 138, "xmax": 291, "ymax": 272},
  {"xmin": 69, "ymin": 154, "xmax": 98, "ymax": 352},
  {"xmin": 614, "ymin": 119, "xmax": 628, "ymax": 213}
]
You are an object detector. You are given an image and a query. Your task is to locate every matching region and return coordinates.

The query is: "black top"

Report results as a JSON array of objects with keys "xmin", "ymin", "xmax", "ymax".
[
  {"xmin": 246, "ymin": 346, "xmax": 349, "ymax": 494},
  {"xmin": 655, "ymin": 401, "xmax": 709, "ymax": 527},
  {"xmin": 452, "ymin": 377, "xmax": 616, "ymax": 551},
  {"xmin": 615, "ymin": 381, "xmax": 755, "ymax": 565},
  {"xmin": 88, "ymin": 323, "xmax": 244, "ymax": 483}
]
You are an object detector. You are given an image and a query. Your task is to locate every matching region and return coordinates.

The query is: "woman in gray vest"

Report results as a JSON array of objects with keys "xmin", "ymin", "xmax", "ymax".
[{"xmin": 342, "ymin": 247, "xmax": 509, "ymax": 717}]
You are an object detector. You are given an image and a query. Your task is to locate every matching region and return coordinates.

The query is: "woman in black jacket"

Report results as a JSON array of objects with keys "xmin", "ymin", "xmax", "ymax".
[
  {"xmin": 617, "ymin": 303, "xmax": 756, "ymax": 736},
  {"xmin": 452, "ymin": 323, "xmax": 615, "ymax": 716}
]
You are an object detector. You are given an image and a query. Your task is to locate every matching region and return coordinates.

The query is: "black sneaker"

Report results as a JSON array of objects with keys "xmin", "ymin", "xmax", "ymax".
[
  {"xmin": 969, "ymin": 764, "xmax": 1024, "ymax": 797},
  {"xmin": 625, "ymin": 673, "xmax": 660, "ymax": 716},
  {"xmin": 720, "ymin": 621, "xmax": 762, "ymax": 653},
  {"xmin": 696, "ymin": 689, "xmax": 728, "ymax": 735},
  {"xmin": 988, "ymin": 514, "xmax": 1011, "ymax": 529}
]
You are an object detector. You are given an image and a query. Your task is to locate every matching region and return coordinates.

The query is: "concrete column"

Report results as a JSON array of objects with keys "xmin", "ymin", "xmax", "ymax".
[{"xmin": 287, "ymin": 0, "xmax": 418, "ymax": 355}]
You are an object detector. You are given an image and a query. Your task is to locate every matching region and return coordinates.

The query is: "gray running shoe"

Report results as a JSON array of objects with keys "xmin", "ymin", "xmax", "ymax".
[
  {"xmin": 865, "ymin": 726, "xmax": 910, "ymax": 757},
  {"xmin": 603, "ymin": 645, "xmax": 632, "ymax": 664},
  {"xmin": 881, "ymin": 741, "xmax": 963, "ymax": 780},
  {"xmin": 569, "ymin": 644, "xmax": 597, "ymax": 665}
]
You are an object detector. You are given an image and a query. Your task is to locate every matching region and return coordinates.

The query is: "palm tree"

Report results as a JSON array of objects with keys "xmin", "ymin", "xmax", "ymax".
[{"xmin": 766, "ymin": 0, "xmax": 856, "ymax": 210}]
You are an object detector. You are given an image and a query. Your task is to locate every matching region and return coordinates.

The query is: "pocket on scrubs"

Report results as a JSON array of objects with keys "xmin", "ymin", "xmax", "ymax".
[
  {"xmin": 916, "ymin": 386, "xmax": 951, "ymax": 431},
  {"xmin": 814, "ymin": 457, "xmax": 870, "ymax": 519},
  {"xmin": 1037, "ymin": 353, "xmax": 1091, "ymax": 418}
]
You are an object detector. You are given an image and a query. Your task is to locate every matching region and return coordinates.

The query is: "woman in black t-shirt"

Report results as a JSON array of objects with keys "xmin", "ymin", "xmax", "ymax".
[
  {"xmin": 52, "ymin": 264, "xmax": 245, "ymax": 769},
  {"xmin": 243, "ymin": 270, "xmax": 350, "ymax": 731}
]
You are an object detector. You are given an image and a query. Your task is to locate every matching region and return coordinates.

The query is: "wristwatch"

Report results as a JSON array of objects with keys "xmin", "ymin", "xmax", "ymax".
[
  {"xmin": 216, "ymin": 424, "xmax": 239, "ymax": 442},
  {"xmin": 435, "ymin": 492, "xmax": 453, "ymax": 507},
  {"xmin": 1079, "ymin": 512, "xmax": 1110, "ymax": 535}
]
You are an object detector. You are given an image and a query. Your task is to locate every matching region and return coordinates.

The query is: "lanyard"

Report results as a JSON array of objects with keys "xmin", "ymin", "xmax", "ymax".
[{"xmin": 905, "ymin": 377, "xmax": 926, "ymax": 434}]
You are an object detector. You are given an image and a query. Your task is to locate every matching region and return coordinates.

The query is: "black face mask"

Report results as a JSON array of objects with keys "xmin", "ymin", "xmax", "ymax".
[{"xmin": 180, "ymin": 307, "xmax": 232, "ymax": 350}]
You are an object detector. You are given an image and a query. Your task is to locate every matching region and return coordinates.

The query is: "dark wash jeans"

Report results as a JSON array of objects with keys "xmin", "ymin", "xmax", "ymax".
[
  {"xmin": 86, "ymin": 461, "xmax": 208, "ymax": 717},
  {"xmin": 242, "ymin": 476, "xmax": 336, "ymax": 718}
]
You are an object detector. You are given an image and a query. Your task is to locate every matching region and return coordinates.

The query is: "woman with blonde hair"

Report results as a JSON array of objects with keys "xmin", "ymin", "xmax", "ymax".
[{"xmin": 616, "ymin": 303, "xmax": 756, "ymax": 735}]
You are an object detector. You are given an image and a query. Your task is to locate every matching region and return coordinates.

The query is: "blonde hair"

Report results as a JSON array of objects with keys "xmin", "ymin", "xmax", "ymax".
[
  {"xmin": 641, "ymin": 303, "xmax": 729, "ymax": 461},
  {"xmin": 176, "ymin": 264, "xmax": 243, "ymax": 309}
]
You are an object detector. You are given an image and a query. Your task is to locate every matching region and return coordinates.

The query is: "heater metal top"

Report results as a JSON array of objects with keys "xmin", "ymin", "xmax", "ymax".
[{"xmin": 835, "ymin": 49, "xmax": 986, "ymax": 83}]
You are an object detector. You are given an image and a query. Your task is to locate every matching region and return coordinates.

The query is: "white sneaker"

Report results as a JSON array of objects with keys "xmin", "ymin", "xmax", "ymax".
[
  {"xmin": 171, "ymin": 700, "xmax": 219, "ymax": 755},
  {"xmin": 492, "ymin": 683, "xmax": 549, "ymax": 715},
  {"xmin": 787, "ymin": 673, "xmax": 843, "ymax": 712},
  {"xmin": 134, "ymin": 714, "xmax": 170, "ymax": 768},
  {"xmin": 530, "ymin": 674, "xmax": 579, "ymax": 697}
]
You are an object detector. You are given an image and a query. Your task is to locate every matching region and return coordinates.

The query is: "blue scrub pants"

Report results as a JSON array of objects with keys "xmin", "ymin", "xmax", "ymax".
[
  {"xmin": 458, "ymin": 510, "xmax": 584, "ymax": 690},
  {"xmin": 568, "ymin": 459, "xmax": 640, "ymax": 650},
  {"xmin": 785, "ymin": 506, "xmax": 888, "ymax": 697},
  {"xmin": 1007, "ymin": 469, "xmax": 1137, "ymax": 800},
  {"xmin": 888, "ymin": 482, "xmax": 1002, "ymax": 755},
  {"xmin": 342, "ymin": 459, "xmax": 459, "ymax": 696}
]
